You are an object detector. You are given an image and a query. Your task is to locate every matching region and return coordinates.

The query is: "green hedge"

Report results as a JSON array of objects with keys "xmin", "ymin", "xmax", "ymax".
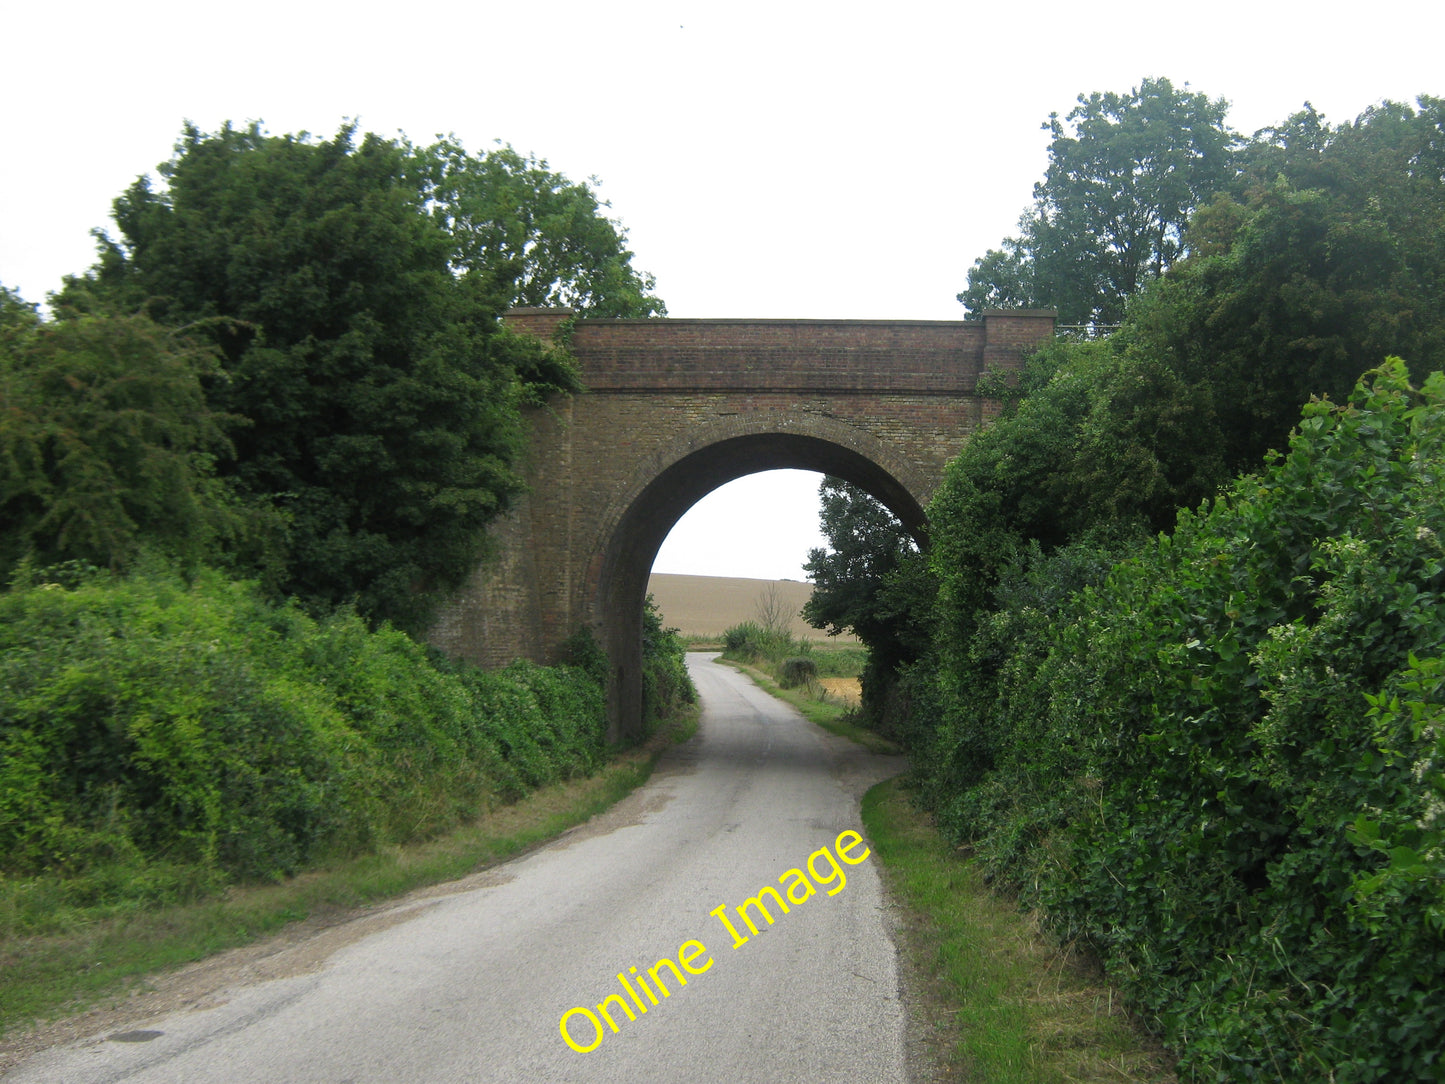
[
  {"xmin": 0, "ymin": 569, "xmax": 606, "ymax": 891},
  {"xmin": 918, "ymin": 361, "xmax": 1445, "ymax": 1080},
  {"xmin": 641, "ymin": 594, "xmax": 695, "ymax": 727}
]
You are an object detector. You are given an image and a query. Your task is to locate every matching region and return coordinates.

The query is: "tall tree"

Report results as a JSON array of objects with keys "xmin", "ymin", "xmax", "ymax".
[
  {"xmin": 1125, "ymin": 95, "xmax": 1445, "ymax": 471},
  {"xmin": 960, "ymin": 77, "xmax": 1237, "ymax": 325},
  {"xmin": 803, "ymin": 477, "xmax": 931, "ymax": 724},
  {"xmin": 419, "ymin": 140, "xmax": 666, "ymax": 318},
  {"xmin": 57, "ymin": 122, "xmax": 646, "ymax": 629},
  {"xmin": 803, "ymin": 478, "xmax": 917, "ymax": 639}
]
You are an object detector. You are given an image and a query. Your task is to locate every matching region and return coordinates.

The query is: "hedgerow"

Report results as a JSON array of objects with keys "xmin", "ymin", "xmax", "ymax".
[
  {"xmin": 641, "ymin": 594, "xmax": 695, "ymax": 726},
  {"xmin": 0, "ymin": 568, "xmax": 607, "ymax": 895},
  {"xmin": 918, "ymin": 361, "xmax": 1445, "ymax": 1080}
]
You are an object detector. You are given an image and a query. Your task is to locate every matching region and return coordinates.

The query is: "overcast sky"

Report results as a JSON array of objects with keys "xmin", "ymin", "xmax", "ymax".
[{"xmin": 4, "ymin": 1, "xmax": 1440, "ymax": 579}]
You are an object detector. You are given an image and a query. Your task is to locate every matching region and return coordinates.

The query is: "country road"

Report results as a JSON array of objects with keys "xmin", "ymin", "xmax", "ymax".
[{"xmin": 3, "ymin": 654, "xmax": 911, "ymax": 1083}]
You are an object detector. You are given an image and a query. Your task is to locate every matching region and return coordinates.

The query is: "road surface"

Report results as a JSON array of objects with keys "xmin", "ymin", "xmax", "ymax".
[{"xmin": 3, "ymin": 654, "xmax": 909, "ymax": 1083}]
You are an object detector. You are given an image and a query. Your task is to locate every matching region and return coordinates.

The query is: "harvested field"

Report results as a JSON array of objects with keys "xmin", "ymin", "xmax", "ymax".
[
  {"xmin": 818, "ymin": 677, "xmax": 862, "ymax": 706},
  {"xmin": 646, "ymin": 573, "xmax": 856, "ymax": 642}
]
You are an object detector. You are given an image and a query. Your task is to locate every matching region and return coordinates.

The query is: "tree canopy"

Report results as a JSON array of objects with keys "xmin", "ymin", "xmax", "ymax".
[
  {"xmin": 1122, "ymin": 94, "xmax": 1445, "ymax": 470},
  {"xmin": 835, "ymin": 86, "xmax": 1445, "ymax": 1080},
  {"xmin": 0, "ymin": 299, "xmax": 242, "ymax": 578},
  {"xmin": 959, "ymin": 77, "xmax": 1237, "ymax": 325},
  {"xmin": 54, "ymin": 121, "xmax": 665, "ymax": 629},
  {"xmin": 419, "ymin": 140, "xmax": 666, "ymax": 318}
]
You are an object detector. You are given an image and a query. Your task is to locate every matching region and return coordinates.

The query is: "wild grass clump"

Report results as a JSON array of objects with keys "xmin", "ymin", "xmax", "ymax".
[
  {"xmin": 720, "ymin": 619, "xmax": 796, "ymax": 663},
  {"xmin": 779, "ymin": 656, "xmax": 818, "ymax": 689}
]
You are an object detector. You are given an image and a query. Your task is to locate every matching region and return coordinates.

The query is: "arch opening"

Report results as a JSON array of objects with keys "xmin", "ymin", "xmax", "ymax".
[
  {"xmin": 652, "ymin": 469, "xmax": 827, "ymax": 583},
  {"xmin": 596, "ymin": 431, "xmax": 927, "ymax": 741}
]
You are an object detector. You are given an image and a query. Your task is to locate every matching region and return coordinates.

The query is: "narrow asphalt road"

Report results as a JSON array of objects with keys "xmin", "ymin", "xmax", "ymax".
[{"xmin": 4, "ymin": 654, "xmax": 909, "ymax": 1083}]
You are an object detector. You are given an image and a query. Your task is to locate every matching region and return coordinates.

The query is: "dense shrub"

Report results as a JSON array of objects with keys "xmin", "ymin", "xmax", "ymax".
[
  {"xmin": 779, "ymin": 657, "xmax": 818, "ymax": 689},
  {"xmin": 720, "ymin": 620, "xmax": 803, "ymax": 665},
  {"xmin": 641, "ymin": 595, "xmax": 694, "ymax": 728},
  {"xmin": 916, "ymin": 362, "xmax": 1445, "ymax": 1080},
  {"xmin": 0, "ymin": 569, "xmax": 606, "ymax": 887},
  {"xmin": 721, "ymin": 620, "xmax": 765, "ymax": 660},
  {"xmin": 0, "ymin": 304, "xmax": 261, "ymax": 581}
]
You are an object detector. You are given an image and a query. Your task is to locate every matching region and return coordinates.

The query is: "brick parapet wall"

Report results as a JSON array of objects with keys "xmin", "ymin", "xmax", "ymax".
[
  {"xmin": 570, "ymin": 318, "xmax": 992, "ymax": 393},
  {"xmin": 568, "ymin": 312, "xmax": 1053, "ymax": 393}
]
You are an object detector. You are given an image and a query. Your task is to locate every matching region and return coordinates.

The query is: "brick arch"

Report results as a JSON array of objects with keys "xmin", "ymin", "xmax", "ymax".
[
  {"xmin": 427, "ymin": 309, "xmax": 1056, "ymax": 741},
  {"xmin": 591, "ymin": 408, "xmax": 932, "ymax": 569},
  {"xmin": 592, "ymin": 422, "xmax": 930, "ymax": 740}
]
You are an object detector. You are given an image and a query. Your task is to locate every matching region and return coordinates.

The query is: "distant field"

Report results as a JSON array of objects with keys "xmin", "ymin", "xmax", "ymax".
[{"xmin": 646, "ymin": 573, "xmax": 856, "ymax": 642}]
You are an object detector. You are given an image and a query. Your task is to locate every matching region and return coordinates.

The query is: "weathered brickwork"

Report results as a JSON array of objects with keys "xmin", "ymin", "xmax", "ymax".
[{"xmin": 428, "ymin": 308, "xmax": 1055, "ymax": 738}]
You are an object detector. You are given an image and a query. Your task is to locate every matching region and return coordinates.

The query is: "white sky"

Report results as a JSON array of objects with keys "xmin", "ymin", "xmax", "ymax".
[{"xmin": 3, "ymin": 0, "xmax": 1441, "ymax": 580}]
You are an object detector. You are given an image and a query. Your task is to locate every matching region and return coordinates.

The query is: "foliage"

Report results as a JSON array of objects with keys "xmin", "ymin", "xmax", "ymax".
[
  {"xmin": 0, "ymin": 304, "xmax": 253, "ymax": 579},
  {"xmin": 1123, "ymin": 95, "xmax": 1445, "ymax": 474},
  {"xmin": 720, "ymin": 620, "xmax": 802, "ymax": 665},
  {"xmin": 55, "ymin": 121, "xmax": 663, "ymax": 631},
  {"xmin": 55, "ymin": 123, "xmax": 521, "ymax": 629},
  {"xmin": 925, "ymin": 336, "xmax": 1194, "ymax": 670},
  {"xmin": 640, "ymin": 594, "xmax": 695, "ymax": 729},
  {"xmin": 721, "ymin": 620, "xmax": 761, "ymax": 657},
  {"xmin": 559, "ymin": 623, "xmax": 610, "ymax": 688},
  {"xmin": 960, "ymin": 77, "xmax": 1237, "ymax": 325},
  {"xmin": 418, "ymin": 139, "xmax": 666, "ymax": 317},
  {"xmin": 778, "ymin": 656, "xmax": 818, "ymax": 689},
  {"xmin": 0, "ymin": 568, "xmax": 606, "ymax": 891},
  {"xmin": 933, "ymin": 94, "xmax": 1445, "ymax": 647},
  {"xmin": 802, "ymin": 477, "xmax": 933, "ymax": 725},
  {"xmin": 803, "ymin": 477, "xmax": 920, "ymax": 641},
  {"xmin": 916, "ymin": 363, "xmax": 1445, "ymax": 1080},
  {"xmin": 0, "ymin": 284, "xmax": 38, "ymax": 332}
]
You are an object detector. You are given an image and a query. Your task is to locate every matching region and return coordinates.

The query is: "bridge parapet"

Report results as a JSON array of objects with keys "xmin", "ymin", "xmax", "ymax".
[{"xmin": 558, "ymin": 312, "xmax": 1053, "ymax": 394}]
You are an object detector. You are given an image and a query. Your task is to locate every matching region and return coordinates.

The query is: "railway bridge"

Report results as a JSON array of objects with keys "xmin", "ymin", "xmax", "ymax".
[{"xmin": 428, "ymin": 307, "xmax": 1055, "ymax": 739}]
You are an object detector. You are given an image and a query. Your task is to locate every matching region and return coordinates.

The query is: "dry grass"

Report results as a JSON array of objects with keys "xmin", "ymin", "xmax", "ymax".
[
  {"xmin": 818, "ymin": 676, "xmax": 862, "ymax": 706},
  {"xmin": 647, "ymin": 573, "xmax": 856, "ymax": 642}
]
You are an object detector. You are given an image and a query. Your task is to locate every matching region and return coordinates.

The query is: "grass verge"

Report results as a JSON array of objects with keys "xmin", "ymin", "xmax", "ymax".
[
  {"xmin": 0, "ymin": 708, "xmax": 698, "ymax": 1041},
  {"xmin": 862, "ymin": 777, "xmax": 1177, "ymax": 1083}
]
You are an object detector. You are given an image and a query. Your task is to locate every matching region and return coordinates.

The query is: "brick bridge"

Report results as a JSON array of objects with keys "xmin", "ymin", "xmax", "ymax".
[{"xmin": 428, "ymin": 308, "xmax": 1055, "ymax": 740}]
